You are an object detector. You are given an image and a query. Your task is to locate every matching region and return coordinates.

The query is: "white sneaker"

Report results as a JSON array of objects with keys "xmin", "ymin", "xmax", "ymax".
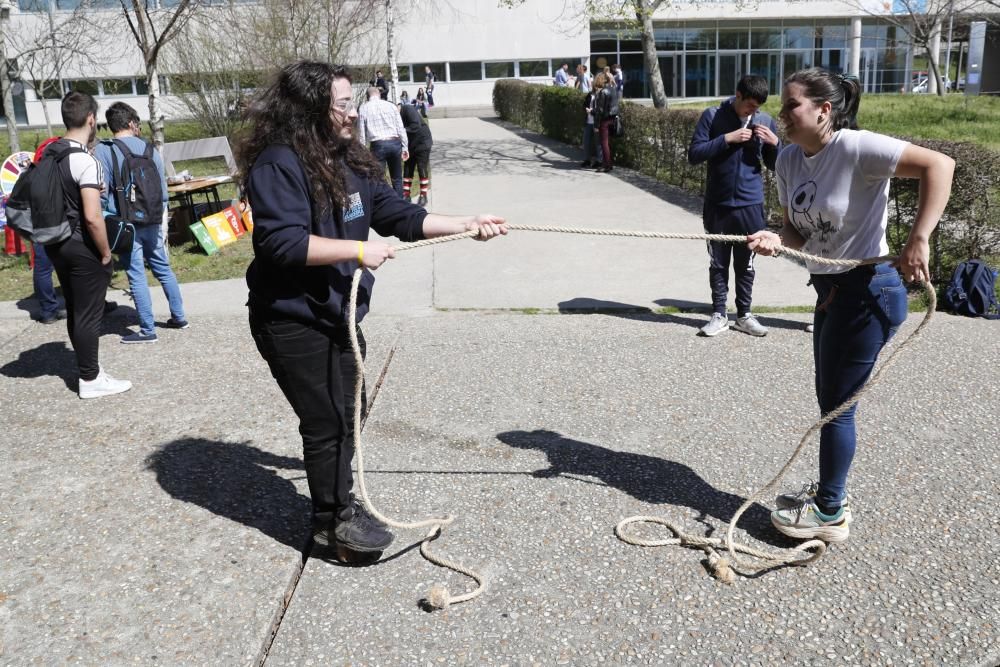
[
  {"xmin": 698, "ymin": 312, "xmax": 729, "ymax": 337},
  {"xmin": 771, "ymin": 500, "xmax": 850, "ymax": 543},
  {"xmin": 733, "ymin": 313, "xmax": 768, "ymax": 337},
  {"xmin": 79, "ymin": 370, "xmax": 133, "ymax": 399}
]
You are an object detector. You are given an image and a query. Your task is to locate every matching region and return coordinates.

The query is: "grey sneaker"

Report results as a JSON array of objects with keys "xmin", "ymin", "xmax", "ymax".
[
  {"xmin": 772, "ymin": 500, "xmax": 850, "ymax": 543},
  {"xmin": 698, "ymin": 312, "xmax": 729, "ymax": 337},
  {"xmin": 733, "ymin": 313, "xmax": 768, "ymax": 337},
  {"xmin": 332, "ymin": 498, "xmax": 393, "ymax": 552},
  {"xmin": 775, "ymin": 482, "xmax": 853, "ymax": 523}
]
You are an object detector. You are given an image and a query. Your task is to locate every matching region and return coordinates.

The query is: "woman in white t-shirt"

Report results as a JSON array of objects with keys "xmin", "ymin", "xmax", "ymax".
[{"xmin": 747, "ymin": 68, "xmax": 954, "ymax": 544}]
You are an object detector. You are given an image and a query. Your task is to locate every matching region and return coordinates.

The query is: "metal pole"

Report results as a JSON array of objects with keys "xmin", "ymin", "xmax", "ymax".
[
  {"xmin": 0, "ymin": 0, "xmax": 20, "ymax": 152},
  {"xmin": 944, "ymin": 4, "xmax": 953, "ymax": 91}
]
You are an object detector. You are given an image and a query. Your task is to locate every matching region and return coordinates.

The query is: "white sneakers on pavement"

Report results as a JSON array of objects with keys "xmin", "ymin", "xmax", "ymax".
[{"xmin": 79, "ymin": 369, "xmax": 132, "ymax": 399}]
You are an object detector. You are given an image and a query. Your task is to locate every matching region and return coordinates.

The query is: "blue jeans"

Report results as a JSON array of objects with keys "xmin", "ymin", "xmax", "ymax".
[
  {"xmin": 811, "ymin": 263, "xmax": 907, "ymax": 510},
  {"xmin": 127, "ymin": 224, "xmax": 185, "ymax": 336},
  {"xmin": 32, "ymin": 243, "xmax": 61, "ymax": 318},
  {"xmin": 370, "ymin": 138, "xmax": 403, "ymax": 197}
]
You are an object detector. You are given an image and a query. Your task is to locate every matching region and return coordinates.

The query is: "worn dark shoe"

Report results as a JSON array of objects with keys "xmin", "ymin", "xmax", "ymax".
[
  {"xmin": 416, "ymin": 194, "xmax": 428, "ymax": 208},
  {"xmin": 163, "ymin": 317, "xmax": 190, "ymax": 329},
  {"xmin": 332, "ymin": 498, "xmax": 393, "ymax": 552},
  {"xmin": 103, "ymin": 301, "xmax": 118, "ymax": 314},
  {"xmin": 38, "ymin": 308, "xmax": 67, "ymax": 324}
]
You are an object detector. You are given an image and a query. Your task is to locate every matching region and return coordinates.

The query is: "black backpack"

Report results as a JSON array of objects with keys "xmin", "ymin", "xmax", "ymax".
[
  {"xmin": 4, "ymin": 141, "xmax": 85, "ymax": 245},
  {"xmin": 942, "ymin": 259, "xmax": 1000, "ymax": 319},
  {"xmin": 105, "ymin": 138, "xmax": 164, "ymax": 225}
]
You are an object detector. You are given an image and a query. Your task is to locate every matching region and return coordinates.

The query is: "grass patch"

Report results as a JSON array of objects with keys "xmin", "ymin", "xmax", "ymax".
[{"xmin": 671, "ymin": 93, "xmax": 1000, "ymax": 152}]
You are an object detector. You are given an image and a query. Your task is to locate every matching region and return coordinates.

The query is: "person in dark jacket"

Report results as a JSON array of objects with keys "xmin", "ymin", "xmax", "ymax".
[
  {"xmin": 399, "ymin": 103, "xmax": 433, "ymax": 207},
  {"xmin": 593, "ymin": 72, "xmax": 619, "ymax": 173},
  {"xmin": 688, "ymin": 74, "xmax": 780, "ymax": 338},
  {"xmin": 239, "ymin": 61, "xmax": 507, "ymax": 559}
]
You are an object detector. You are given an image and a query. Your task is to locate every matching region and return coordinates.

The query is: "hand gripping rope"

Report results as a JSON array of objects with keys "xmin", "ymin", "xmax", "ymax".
[{"xmin": 346, "ymin": 224, "xmax": 936, "ymax": 608}]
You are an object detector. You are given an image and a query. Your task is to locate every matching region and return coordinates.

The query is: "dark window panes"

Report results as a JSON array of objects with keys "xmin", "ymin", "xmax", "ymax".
[
  {"xmin": 783, "ymin": 52, "xmax": 812, "ymax": 80},
  {"xmin": 751, "ymin": 26, "xmax": 782, "ymax": 50},
  {"xmin": 862, "ymin": 24, "xmax": 887, "ymax": 49},
  {"xmin": 102, "ymin": 78, "xmax": 133, "ymax": 96},
  {"xmin": 590, "ymin": 28, "xmax": 617, "ymax": 52},
  {"xmin": 65, "ymin": 79, "xmax": 99, "ymax": 96},
  {"xmin": 397, "ymin": 66, "xmax": 411, "ymax": 82},
  {"xmin": 813, "ymin": 49, "xmax": 844, "ymax": 72},
  {"xmin": 718, "ymin": 27, "xmax": 749, "ymax": 50},
  {"xmin": 170, "ymin": 75, "xmax": 198, "ymax": 95},
  {"xmin": 550, "ymin": 58, "xmax": 582, "ymax": 76},
  {"xmin": 135, "ymin": 78, "xmax": 149, "ymax": 95},
  {"xmin": 519, "ymin": 60, "xmax": 549, "ymax": 77},
  {"xmin": 815, "ymin": 24, "xmax": 847, "ymax": 50},
  {"xmin": 17, "ymin": 0, "xmax": 47, "ymax": 10},
  {"xmin": 784, "ymin": 27, "xmax": 814, "ymax": 50},
  {"xmin": 485, "ymin": 61, "xmax": 515, "ymax": 79},
  {"xmin": 654, "ymin": 28, "xmax": 684, "ymax": 51},
  {"xmin": 685, "ymin": 27, "xmax": 716, "ymax": 50},
  {"xmin": 236, "ymin": 70, "xmax": 262, "ymax": 89},
  {"xmin": 748, "ymin": 53, "xmax": 780, "ymax": 94},
  {"xmin": 684, "ymin": 53, "xmax": 715, "ymax": 97},
  {"xmin": 619, "ymin": 32, "xmax": 642, "ymax": 51},
  {"xmin": 33, "ymin": 80, "xmax": 62, "ymax": 100},
  {"xmin": 620, "ymin": 52, "xmax": 645, "ymax": 99},
  {"xmin": 449, "ymin": 61, "xmax": 482, "ymax": 81},
  {"xmin": 414, "ymin": 63, "xmax": 445, "ymax": 84}
]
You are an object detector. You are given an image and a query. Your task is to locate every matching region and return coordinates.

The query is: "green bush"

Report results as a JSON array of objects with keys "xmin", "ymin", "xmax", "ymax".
[{"xmin": 494, "ymin": 79, "xmax": 1000, "ymax": 282}]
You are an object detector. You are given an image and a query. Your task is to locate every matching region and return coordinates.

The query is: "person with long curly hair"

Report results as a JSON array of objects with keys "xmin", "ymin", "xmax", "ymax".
[{"xmin": 238, "ymin": 61, "xmax": 507, "ymax": 559}]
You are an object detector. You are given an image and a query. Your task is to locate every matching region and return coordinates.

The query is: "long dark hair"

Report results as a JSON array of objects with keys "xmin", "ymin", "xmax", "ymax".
[
  {"xmin": 784, "ymin": 67, "xmax": 862, "ymax": 132},
  {"xmin": 236, "ymin": 61, "xmax": 381, "ymax": 212}
]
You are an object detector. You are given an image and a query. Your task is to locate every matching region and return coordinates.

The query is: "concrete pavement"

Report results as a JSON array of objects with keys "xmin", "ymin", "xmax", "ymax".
[{"xmin": 1, "ymin": 118, "xmax": 997, "ymax": 666}]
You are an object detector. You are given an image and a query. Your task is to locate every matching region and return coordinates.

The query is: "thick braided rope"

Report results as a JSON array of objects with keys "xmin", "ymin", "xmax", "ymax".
[{"xmin": 349, "ymin": 224, "xmax": 933, "ymax": 607}]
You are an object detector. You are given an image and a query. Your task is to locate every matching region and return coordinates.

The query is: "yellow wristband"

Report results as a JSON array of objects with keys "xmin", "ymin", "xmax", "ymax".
[{"xmin": 357, "ymin": 241, "xmax": 364, "ymax": 265}]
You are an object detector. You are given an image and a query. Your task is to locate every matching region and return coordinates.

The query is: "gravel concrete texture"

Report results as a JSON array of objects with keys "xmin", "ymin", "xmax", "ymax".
[
  {"xmin": 0, "ymin": 311, "xmax": 400, "ymax": 664},
  {"xmin": 427, "ymin": 117, "xmax": 816, "ymax": 312},
  {"xmin": 266, "ymin": 312, "xmax": 999, "ymax": 666}
]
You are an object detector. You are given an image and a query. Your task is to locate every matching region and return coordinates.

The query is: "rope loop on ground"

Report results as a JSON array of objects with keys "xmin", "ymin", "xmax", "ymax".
[{"xmin": 349, "ymin": 225, "xmax": 935, "ymax": 608}]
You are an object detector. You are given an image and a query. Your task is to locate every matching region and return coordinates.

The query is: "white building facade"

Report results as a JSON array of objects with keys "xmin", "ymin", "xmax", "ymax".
[{"xmin": 1, "ymin": 0, "xmax": 987, "ymax": 127}]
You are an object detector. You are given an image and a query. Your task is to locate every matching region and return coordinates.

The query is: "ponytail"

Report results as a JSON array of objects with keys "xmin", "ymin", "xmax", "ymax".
[{"xmin": 784, "ymin": 67, "xmax": 863, "ymax": 133}]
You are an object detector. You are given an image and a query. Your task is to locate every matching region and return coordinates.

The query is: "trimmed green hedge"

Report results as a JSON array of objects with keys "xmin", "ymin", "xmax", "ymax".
[{"xmin": 493, "ymin": 78, "xmax": 1000, "ymax": 282}]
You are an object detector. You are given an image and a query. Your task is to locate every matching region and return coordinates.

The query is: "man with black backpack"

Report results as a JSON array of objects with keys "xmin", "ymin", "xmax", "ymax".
[
  {"xmin": 38, "ymin": 92, "xmax": 132, "ymax": 398},
  {"xmin": 94, "ymin": 102, "xmax": 187, "ymax": 344}
]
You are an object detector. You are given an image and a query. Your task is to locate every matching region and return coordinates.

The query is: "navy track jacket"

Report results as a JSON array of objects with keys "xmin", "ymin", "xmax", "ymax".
[
  {"xmin": 245, "ymin": 144, "xmax": 427, "ymax": 327},
  {"xmin": 687, "ymin": 97, "xmax": 780, "ymax": 208}
]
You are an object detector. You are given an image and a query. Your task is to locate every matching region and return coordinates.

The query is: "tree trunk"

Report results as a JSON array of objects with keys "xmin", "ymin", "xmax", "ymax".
[
  {"xmin": 636, "ymin": 0, "xmax": 667, "ymax": 108},
  {"xmin": 39, "ymin": 83, "xmax": 54, "ymax": 136},
  {"xmin": 147, "ymin": 62, "xmax": 166, "ymax": 148},
  {"xmin": 927, "ymin": 50, "xmax": 945, "ymax": 98},
  {"xmin": 385, "ymin": 0, "xmax": 398, "ymax": 103}
]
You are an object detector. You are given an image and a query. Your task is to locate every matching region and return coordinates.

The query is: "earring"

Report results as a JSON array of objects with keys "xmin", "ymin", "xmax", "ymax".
[{"xmin": 818, "ymin": 115, "xmax": 825, "ymax": 123}]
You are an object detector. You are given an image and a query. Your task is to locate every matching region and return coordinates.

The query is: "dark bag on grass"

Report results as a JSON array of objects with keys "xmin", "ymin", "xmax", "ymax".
[
  {"xmin": 942, "ymin": 259, "xmax": 999, "ymax": 319},
  {"xmin": 4, "ymin": 141, "xmax": 85, "ymax": 245}
]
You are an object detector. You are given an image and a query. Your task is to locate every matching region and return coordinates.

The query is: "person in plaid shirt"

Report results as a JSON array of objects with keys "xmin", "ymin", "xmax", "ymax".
[{"xmin": 357, "ymin": 87, "xmax": 409, "ymax": 196}]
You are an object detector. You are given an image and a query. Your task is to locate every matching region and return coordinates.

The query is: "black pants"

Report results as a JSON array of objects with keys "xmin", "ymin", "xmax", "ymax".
[
  {"xmin": 249, "ymin": 312, "xmax": 366, "ymax": 527},
  {"xmin": 703, "ymin": 203, "xmax": 765, "ymax": 316},
  {"xmin": 46, "ymin": 233, "xmax": 112, "ymax": 382},
  {"xmin": 404, "ymin": 148, "xmax": 430, "ymax": 180}
]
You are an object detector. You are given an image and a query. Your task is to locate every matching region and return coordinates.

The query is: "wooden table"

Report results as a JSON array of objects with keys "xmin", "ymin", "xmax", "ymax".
[{"xmin": 167, "ymin": 175, "xmax": 234, "ymax": 210}]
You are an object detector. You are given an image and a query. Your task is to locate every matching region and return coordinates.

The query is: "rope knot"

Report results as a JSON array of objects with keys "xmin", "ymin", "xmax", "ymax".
[{"xmin": 427, "ymin": 585, "xmax": 451, "ymax": 610}]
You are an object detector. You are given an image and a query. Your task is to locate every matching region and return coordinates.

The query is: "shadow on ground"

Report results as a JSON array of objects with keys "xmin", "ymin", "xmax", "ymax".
[
  {"xmin": 0, "ymin": 340, "xmax": 78, "ymax": 389},
  {"xmin": 496, "ymin": 428, "xmax": 792, "ymax": 547},
  {"xmin": 146, "ymin": 438, "xmax": 311, "ymax": 552}
]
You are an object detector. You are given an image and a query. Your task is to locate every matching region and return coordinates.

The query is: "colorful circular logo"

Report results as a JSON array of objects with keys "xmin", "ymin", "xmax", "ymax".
[{"xmin": 0, "ymin": 152, "xmax": 34, "ymax": 225}]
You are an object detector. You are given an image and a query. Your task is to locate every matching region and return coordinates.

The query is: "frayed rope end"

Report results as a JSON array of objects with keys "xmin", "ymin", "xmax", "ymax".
[
  {"xmin": 427, "ymin": 585, "xmax": 451, "ymax": 610},
  {"xmin": 710, "ymin": 557, "xmax": 737, "ymax": 585}
]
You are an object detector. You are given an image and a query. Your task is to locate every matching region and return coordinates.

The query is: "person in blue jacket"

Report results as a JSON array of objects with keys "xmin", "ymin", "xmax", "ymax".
[
  {"xmin": 238, "ymin": 61, "xmax": 506, "ymax": 560},
  {"xmin": 688, "ymin": 75, "xmax": 780, "ymax": 338}
]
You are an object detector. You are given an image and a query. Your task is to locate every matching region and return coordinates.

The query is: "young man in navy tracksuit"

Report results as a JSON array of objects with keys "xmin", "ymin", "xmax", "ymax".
[
  {"xmin": 241, "ymin": 61, "xmax": 506, "ymax": 559},
  {"xmin": 688, "ymin": 75, "xmax": 780, "ymax": 337}
]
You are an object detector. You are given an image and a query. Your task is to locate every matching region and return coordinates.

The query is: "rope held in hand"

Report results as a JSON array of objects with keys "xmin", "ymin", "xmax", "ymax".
[{"xmin": 347, "ymin": 224, "xmax": 935, "ymax": 607}]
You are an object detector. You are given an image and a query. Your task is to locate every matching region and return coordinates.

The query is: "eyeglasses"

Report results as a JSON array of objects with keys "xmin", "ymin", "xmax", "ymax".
[{"xmin": 331, "ymin": 99, "xmax": 357, "ymax": 114}]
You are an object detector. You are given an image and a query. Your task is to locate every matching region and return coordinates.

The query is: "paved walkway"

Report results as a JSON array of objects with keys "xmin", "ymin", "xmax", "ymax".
[{"xmin": 1, "ymin": 119, "xmax": 997, "ymax": 666}]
